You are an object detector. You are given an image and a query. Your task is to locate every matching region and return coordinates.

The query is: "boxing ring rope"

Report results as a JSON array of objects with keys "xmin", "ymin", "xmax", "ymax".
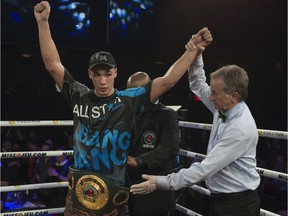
[
  {"xmin": 177, "ymin": 149, "xmax": 288, "ymax": 182},
  {"xmin": 1, "ymin": 150, "xmax": 287, "ymax": 183},
  {"xmin": 1, "ymin": 182, "xmax": 69, "ymax": 193},
  {"xmin": 1, "ymin": 120, "xmax": 287, "ymax": 140},
  {"xmin": 178, "ymin": 121, "xmax": 288, "ymax": 140},
  {"xmin": 0, "ymin": 208, "xmax": 65, "ymax": 216},
  {"xmin": 1, "ymin": 120, "xmax": 287, "ymax": 216}
]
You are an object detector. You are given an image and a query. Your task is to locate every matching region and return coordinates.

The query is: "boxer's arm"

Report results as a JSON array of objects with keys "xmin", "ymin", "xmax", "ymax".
[{"xmin": 34, "ymin": 1, "xmax": 65, "ymax": 90}]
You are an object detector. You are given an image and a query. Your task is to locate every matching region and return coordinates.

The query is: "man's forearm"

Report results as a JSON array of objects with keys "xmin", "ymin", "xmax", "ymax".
[
  {"xmin": 37, "ymin": 20, "xmax": 65, "ymax": 88},
  {"xmin": 151, "ymin": 49, "xmax": 199, "ymax": 102},
  {"xmin": 164, "ymin": 49, "xmax": 199, "ymax": 85},
  {"xmin": 37, "ymin": 21, "xmax": 62, "ymax": 73}
]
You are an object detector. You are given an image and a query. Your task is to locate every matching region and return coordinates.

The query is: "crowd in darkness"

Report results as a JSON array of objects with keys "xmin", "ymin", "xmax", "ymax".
[
  {"xmin": 1, "ymin": 122, "xmax": 287, "ymax": 215},
  {"xmin": 0, "ymin": 127, "xmax": 73, "ymax": 214}
]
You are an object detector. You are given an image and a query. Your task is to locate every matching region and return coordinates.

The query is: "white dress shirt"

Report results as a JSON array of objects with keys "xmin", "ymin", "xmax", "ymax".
[{"xmin": 156, "ymin": 55, "xmax": 260, "ymax": 193}]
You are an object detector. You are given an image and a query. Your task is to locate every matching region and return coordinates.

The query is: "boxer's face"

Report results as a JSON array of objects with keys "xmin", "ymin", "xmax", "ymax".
[{"xmin": 89, "ymin": 65, "xmax": 117, "ymax": 97}]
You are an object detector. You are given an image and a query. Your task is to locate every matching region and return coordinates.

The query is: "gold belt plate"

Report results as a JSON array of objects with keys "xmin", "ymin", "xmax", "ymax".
[{"xmin": 75, "ymin": 175, "xmax": 109, "ymax": 210}]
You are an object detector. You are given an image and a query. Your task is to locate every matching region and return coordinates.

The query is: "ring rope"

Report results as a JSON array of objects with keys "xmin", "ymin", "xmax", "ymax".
[
  {"xmin": 0, "ymin": 207, "xmax": 65, "ymax": 216},
  {"xmin": 177, "ymin": 149, "xmax": 288, "ymax": 182},
  {"xmin": 0, "ymin": 150, "xmax": 73, "ymax": 158},
  {"xmin": 0, "ymin": 120, "xmax": 73, "ymax": 127},
  {"xmin": 178, "ymin": 149, "xmax": 206, "ymax": 160},
  {"xmin": 1, "ymin": 150, "xmax": 286, "ymax": 182},
  {"xmin": 258, "ymin": 210, "xmax": 282, "ymax": 216},
  {"xmin": 1, "ymin": 182, "xmax": 68, "ymax": 192},
  {"xmin": 178, "ymin": 121, "xmax": 288, "ymax": 140},
  {"xmin": 175, "ymin": 204, "xmax": 203, "ymax": 216},
  {"xmin": 190, "ymin": 184, "xmax": 211, "ymax": 196},
  {"xmin": 1, "ymin": 120, "xmax": 287, "ymax": 140}
]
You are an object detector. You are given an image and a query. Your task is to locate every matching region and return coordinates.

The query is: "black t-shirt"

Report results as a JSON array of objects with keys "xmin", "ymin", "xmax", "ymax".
[{"xmin": 60, "ymin": 69, "xmax": 151, "ymax": 186}]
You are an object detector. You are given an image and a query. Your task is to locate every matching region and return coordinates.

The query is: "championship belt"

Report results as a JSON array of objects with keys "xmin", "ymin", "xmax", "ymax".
[{"xmin": 68, "ymin": 166, "xmax": 129, "ymax": 214}]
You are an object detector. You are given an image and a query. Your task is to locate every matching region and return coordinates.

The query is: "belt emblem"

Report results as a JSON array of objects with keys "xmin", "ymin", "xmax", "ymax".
[{"xmin": 75, "ymin": 175, "xmax": 109, "ymax": 210}]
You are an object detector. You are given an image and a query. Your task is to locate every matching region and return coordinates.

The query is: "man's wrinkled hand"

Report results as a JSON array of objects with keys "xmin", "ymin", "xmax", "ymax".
[
  {"xmin": 186, "ymin": 27, "xmax": 212, "ymax": 52},
  {"xmin": 130, "ymin": 174, "xmax": 156, "ymax": 195}
]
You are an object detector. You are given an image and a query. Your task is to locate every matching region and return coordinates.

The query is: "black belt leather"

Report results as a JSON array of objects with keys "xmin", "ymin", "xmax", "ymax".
[{"xmin": 68, "ymin": 166, "xmax": 129, "ymax": 215}]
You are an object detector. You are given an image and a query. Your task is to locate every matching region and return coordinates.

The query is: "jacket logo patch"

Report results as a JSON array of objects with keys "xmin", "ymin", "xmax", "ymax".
[{"xmin": 142, "ymin": 131, "xmax": 156, "ymax": 149}]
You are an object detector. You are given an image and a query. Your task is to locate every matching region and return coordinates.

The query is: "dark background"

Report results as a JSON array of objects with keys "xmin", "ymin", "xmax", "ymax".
[{"xmin": 1, "ymin": 0, "xmax": 287, "ymax": 131}]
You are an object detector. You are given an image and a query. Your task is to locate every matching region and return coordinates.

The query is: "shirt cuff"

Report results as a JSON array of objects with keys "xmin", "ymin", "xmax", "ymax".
[
  {"xmin": 155, "ymin": 176, "xmax": 170, "ymax": 190},
  {"xmin": 188, "ymin": 55, "xmax": 203, "ymax": 79},
  {"xmin": 193, "ymin": 54, "xmax": 204, "ymax": 67}
]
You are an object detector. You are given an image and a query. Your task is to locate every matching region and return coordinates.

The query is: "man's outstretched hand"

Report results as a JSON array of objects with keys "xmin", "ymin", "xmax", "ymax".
[{"xmin": 130, "ymin": 174, "xmax": 156, "ymax": 195}]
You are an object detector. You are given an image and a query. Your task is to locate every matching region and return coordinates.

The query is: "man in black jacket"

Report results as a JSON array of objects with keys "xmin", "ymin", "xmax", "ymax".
[{"xmin": 126, "ymin": 72, "xmax": 180, "ymax": 216}]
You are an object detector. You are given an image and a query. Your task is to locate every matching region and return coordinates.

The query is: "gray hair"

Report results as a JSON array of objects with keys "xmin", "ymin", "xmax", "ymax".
[{"xmin": 210, "ymin": 65, "xmax": 249, "ymax": 101}]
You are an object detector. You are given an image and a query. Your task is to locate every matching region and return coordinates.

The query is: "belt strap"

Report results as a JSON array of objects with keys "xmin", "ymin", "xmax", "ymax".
[{"xmin": 68, "ymin": 166, "xmax": 129, "ymax": 215}]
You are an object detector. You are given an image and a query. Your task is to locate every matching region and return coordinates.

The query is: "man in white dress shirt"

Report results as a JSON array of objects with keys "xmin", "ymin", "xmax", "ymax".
[{"xmin": 130, "ymin": 40, "xmax": 261, "ymax": 216}]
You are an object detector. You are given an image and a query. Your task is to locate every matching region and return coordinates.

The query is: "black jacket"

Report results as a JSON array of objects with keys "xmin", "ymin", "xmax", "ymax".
[{"xmin": 127, "ymin": 103, "xmax": 180, "ymax": 216}]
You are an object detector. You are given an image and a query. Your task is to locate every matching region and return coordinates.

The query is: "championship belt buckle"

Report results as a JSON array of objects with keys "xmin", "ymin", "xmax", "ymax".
[{"xmin": 75, "ymin": 175, "xmax": 109, "ymax": 211}]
